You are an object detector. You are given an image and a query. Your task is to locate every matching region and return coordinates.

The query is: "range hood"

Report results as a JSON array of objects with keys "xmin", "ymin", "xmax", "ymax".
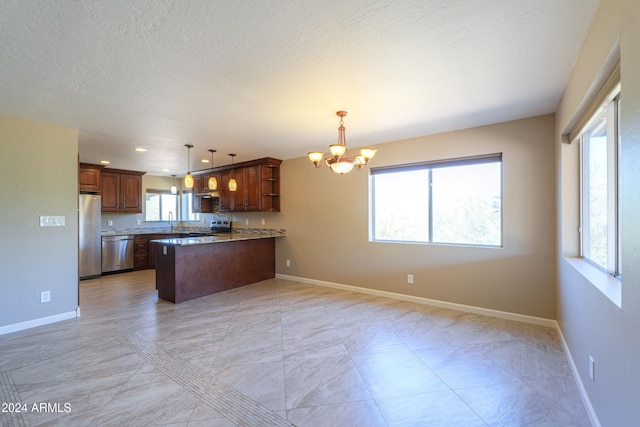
[{"xmin": 195, "ymin": 190, "xmax": 220, "ymax": 198}]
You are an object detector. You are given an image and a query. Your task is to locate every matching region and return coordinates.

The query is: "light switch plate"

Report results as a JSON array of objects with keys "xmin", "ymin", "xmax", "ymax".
[{"xmin": 39, "ymin": 216, "xmax": 65, "ymax": 227}]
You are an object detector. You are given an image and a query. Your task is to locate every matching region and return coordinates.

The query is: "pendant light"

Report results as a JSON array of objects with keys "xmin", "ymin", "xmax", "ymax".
[
  {"xmin": 170, "ymin": 174, "xmax": 177, "ymax": 194},
  {"xmin": 308, "ymin": 111, "xmax": 377, "ymax": 174},
  {"xmin": 208, "ymin": 149, "xmax": 218, "ymax": 190},
  {"xmin": 228, "ymin": 154, "xmax": 237, "ymax": 192},
  {"xmin": 184, "ymin": 144, "xmax": 194, "ymax": 188}
]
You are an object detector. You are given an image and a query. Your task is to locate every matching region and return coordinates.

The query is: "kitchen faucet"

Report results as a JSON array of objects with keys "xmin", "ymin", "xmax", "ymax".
[{"xmin": 168, "ymin": 211, "xmax": 175, "ymax": 230}]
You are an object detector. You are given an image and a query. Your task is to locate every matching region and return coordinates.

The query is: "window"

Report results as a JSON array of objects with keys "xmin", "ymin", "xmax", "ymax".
[
  {"xmin": 580, "ymin": 88, "xmax": 621, "ymax": 276},
  {"xmin": 145, "ymin": 190, "xmax": 178, "ymax": 222},
  {"xmin": 180, "ymin": 190, "xmax": 200, "ymax": 221},
  {"xmin": 371, "ymin": 153, "xmax": 502, "ymax": 246}
]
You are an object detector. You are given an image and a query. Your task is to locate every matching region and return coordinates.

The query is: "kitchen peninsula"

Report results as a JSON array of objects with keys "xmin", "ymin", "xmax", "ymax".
[{"xmin": 152, "ymin": 229, "xmax": 285, "ymax": 303}]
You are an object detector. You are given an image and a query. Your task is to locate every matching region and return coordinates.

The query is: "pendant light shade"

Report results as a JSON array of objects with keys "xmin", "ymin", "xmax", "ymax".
[
  {"xmin": 308, "ymin": 111, "xmax": 376, "ymax": 174},
  {"xmin": 208, "ymin": 149, "xmax": 218, "ymax": 190},
  {"xmin": 229, "ymin": 153, "xmax": 237, "ymax": 192},
  {"xmin": 208, "ymin": 176, "xmax": 218, "ymax": 190},
  {"xmin": 170, "ymin": 174, "xmax": 177, "ymax": 194},
  {"xmin": 184, "ymin": 173, "xmax": 194, "ymax": 189},
  {"xmin": 184, "ymin": 144, "xmax": 194, "ymax": 188}
]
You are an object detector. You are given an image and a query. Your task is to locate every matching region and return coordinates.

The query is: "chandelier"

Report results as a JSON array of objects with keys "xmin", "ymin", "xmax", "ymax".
[{"xmin": 308, "ymin": 111, "xmax": 376, "ymax": 174}]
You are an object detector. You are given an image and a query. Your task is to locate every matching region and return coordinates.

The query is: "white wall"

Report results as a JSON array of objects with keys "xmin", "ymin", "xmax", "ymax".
[
  {"xmin": 556, "ymin": 0, "xmax": 640, "ymax": 425},
  {"xmin": 0, "ymin": 115, "xmax": 78, "ymax": 331}
]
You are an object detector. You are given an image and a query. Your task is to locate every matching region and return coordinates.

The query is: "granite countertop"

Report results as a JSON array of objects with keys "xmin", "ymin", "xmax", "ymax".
[
  {"xmin": 101, "ymin": 227, "xmax": 212, "ymax": 236},
  {"xmin": 150, "ymin": 228, "xmax": 286, "ymax": 246}
]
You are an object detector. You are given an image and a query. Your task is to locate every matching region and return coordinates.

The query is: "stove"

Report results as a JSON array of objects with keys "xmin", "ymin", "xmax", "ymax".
[{"xmin": 210, "ymin": 220, "xmax": 233, "ymax": 233}]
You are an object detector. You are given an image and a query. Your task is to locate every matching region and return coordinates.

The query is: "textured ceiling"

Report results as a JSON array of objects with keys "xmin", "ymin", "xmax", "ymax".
[{"xmin": 0, "ymin": 0, "xmax": 600, "ymax": 176}]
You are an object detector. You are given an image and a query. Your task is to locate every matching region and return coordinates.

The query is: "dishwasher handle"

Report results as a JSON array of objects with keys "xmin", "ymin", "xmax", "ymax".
[{"xmin": 102, "ymin": 235, "xmax": 134, "ymax": 242}]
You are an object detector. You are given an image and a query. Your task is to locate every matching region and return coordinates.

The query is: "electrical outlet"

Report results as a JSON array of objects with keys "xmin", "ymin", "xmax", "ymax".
[
  {"xmin": 589, "ymin": 356, "xmax": 595, "ymax": 382},
  {"xmin": 40, "ymin": 291, "xmax": 51, "ymax": 303},
  {"xmin": 107, "ymin": 220, "xmax": 113, "ymax": 226},
  {"xmin": 286, "ymin": 259, "xmax": 291, "ymax": 267},
  {"xmin": 136, "ymin": 219, "xmax": 142, "ymax": 225},
  {"xmin": 261, "ymin": 218, "xmax": 266, "ymax": 225},
  {"xmin": 245, "ymin": 218, "xmax": 249, "ymax": 225},
  {"xmin": 407, "ymin": 274, "xmax": 414, "ymax": 284}
]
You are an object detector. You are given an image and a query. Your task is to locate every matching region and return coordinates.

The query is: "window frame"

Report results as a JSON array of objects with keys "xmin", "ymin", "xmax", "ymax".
[
  {"xmin": 369, "ymin": 153, "xmax": 503, "ymax": 247},
  {"xmin": 180, "ymin": 190, "xmax": 200, "ymax": 222},
  {"xmin": 144, "ymin": 189, "xmax": 179, "ymax": 222},
  {"xmin": 579, "ymin": 89, "xmax": 621, "ymax": 278}
]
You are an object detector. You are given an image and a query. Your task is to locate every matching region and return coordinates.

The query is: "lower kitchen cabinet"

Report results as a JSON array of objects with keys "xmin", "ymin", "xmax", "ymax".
[{"xmin": 134, "ymin": 235, "xmax": 149, "ymax": 270}]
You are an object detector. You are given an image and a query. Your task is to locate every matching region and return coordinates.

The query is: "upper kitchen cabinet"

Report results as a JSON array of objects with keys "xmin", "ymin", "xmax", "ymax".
[
  {"xmin": 195, "ymin": 158, "xmax": 281, "ymax": 213},
  {"xmin": 192, "ymin": 174, "xmax": 203, "ymax": 213},
  {"xmin": 191, "ymin": 174, "xmax": 216, "ymax": 213},
  {"xmin": 260, "ymin": 160, "xmax": 281, "ymax": 212},
  {"xmin": 227, "ymin": 165, "xmax": 259, "ymax": 212},
  {"xmin": 79, "ymin": 163, "xmax": 104, "ymax": 193},
  {"xmin": 101, "ymin": 168, "xmax": 146, "ymax": 213}
]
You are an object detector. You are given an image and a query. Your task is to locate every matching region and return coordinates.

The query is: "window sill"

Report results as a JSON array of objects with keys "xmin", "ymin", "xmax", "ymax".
[{"xmin": 563, "ymin": 257, "xmax": 621, "ymax": 308}]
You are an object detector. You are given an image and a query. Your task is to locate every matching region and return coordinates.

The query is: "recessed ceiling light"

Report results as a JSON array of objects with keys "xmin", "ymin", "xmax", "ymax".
[
  {"xmin": 133, "ymin": 147, "xmax": 147, "ymax": 152},
  {"xmin": 162, "ymin": 168, "xmax": 170, "ymax": 172},
  {"xmin": 99, "ymin": 160, "xmax": 110, "ymax": 164}
]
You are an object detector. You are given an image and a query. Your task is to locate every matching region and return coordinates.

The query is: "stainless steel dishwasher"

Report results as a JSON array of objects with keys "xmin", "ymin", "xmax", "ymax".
[{"xmin": 101, "ymin": 235, "xmax": 134, "ymax": 273}]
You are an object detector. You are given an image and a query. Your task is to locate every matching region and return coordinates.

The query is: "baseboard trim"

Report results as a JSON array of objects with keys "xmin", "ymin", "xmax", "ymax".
[
  {"xmin": 275, "ymin": 274, "xmax": 556, "ymax": 327},
  {"xmin": 0, "ymin": 310, "xmax": 79, "ymax": 336},
  {"xmin": 556, "ymin": 325, "xmax": 601, "ymax": 427}
]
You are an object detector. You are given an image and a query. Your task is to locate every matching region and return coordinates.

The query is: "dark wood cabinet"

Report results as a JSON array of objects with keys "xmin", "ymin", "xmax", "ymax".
[
  {"xmin": 101, "ymin": 169, "xmax": 145, "ymax": 213},
  {"xmin": 229, "ymin": 167, "xmax": 247, "ymax": 211},
  {"xmin": 101, "ymin": 173, "xmax": 120, "ymax": 211},
  {"xmin": 197, "ymin": 158, "xmax": 281, "ymax": 212},
  {"xmin": 260, "ymin": 161, "xmax": 281, "ymax": 212},
  {"xmin": 220, "ymin": 169, "xmax": 234, "ymax": 211},
  {"xmin": 134, "ymin": 234, "xmax": 149, "ymax": 270},
  {"xmin": 192, "ymin": 175, "xmax": 203, "ymax": 213},
  {"xmin": 79, "ymin": 163, "xmax": 104, "ymax": 193},
  {"xmin": 220, "ymin": 166, "xmax": 255, "ymax": 211},
  {"xmin": 243, "ymin": 165, "xmax": 261, "ymax": 211}
]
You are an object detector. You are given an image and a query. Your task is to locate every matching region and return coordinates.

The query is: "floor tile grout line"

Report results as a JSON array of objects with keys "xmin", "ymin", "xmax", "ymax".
[
  {"xmin": 118, "ymin": 333, "xmax": 294, "ymax": 427},
  {"xmin": 0, "ymin": 371, "xmax": 31, "ymax": 427},
  {"xmin": 119, "ymin": 336, "xmax": 253, "ymax": 423}
]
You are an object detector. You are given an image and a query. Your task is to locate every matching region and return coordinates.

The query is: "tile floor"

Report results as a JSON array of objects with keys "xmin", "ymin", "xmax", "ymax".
[{"xmin": 0, "ymin": 270, "xmax": 591, "ymax": 426}]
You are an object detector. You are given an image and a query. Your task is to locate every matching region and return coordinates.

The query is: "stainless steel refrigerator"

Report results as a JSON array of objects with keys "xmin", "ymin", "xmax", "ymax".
[{"xmin": 79, "ymin": 194, "xmax": 101, "ymax": 279}]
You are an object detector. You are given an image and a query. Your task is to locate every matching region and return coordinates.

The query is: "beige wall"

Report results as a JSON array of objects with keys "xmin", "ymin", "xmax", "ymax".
[
  {"xmin": 556, "ymin": 0, "xmax": 640, "ymax": 425},
  {"xmin": 0, "ymin": 115, "xmax": 78, "ymax": 328},
  {"xmin": 272, "ymin": 114, "xmax": 557, "ymax": 319}
]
